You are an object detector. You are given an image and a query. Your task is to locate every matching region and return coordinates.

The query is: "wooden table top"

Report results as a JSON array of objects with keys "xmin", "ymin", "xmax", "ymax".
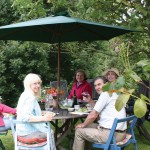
[{"xmin": 52, "ymin": 108, "xmax": 88, "ymax": 120}]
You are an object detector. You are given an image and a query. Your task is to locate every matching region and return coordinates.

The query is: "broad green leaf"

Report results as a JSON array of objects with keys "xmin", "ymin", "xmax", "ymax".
[
  {"xmin": 141, "ymin": 94, "xmax": 150, "ymax": 102},
  {"xmin": 137, "ymin": 60, "xmax": 149, "ymax": 67},
  {"xmin": 143, "ymin": 64, "xmax": 150, "ymax": 72},
  {"xmin": 109, "ymin": 82, "xmax": 115, "ymax": 90},
  {"xmin": 126, "ymin": 70, "xmax": 142, "ymax": 82},
  {"xmin": 114, "ymin": 76, "xmax": 125, "ymax": 90},
  {"xmin": 127, "ymin": 89, "xmax": 135, "ymax": 94},
  {"xmin": 134, "ymin": 99, "xmax": 147, "ymax": 118},
  {"xmin": 102, "ymin": 82, "xmax": 111, "ymax": 92},
  {"xmin": 118, "ymin": 87, "xmax": 127, "ymax": 93},
  {"xmin": 115, "ymin": 93, "xmax": 130, "ymax": 111}
]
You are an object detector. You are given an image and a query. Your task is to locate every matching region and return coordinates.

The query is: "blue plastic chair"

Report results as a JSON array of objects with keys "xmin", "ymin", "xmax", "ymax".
[
  {"xmin": 92, "ymin": 115, "xmax": 138, "ymax": 150},
  {"xmin": 10, "ymin": 119, "xmax": 55, "ymax": 150}
]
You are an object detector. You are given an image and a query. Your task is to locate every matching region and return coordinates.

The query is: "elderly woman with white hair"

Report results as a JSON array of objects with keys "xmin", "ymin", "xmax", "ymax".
[{"xmin": 16, "ymin": 73, "xmax": 56, "ymax": 149}]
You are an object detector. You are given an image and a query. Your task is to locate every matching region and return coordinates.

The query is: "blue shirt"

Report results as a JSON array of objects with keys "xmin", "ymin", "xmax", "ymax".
[{"xmin": 17, "ymin": 90, "xmax": 48, "ymax": 136}]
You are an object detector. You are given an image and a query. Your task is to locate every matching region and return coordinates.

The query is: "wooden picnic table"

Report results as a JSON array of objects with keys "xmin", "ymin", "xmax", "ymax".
[{"xmin": 50, "ymin": 108, "xmax": 88, "ymax": 150}]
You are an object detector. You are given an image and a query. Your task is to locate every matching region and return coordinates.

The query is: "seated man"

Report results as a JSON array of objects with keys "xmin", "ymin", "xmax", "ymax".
[
  {"xmin": 83, "ymin": 76, "xmax": 107, "ymax": 108},
  {"xmin": 73, "ymin": 69, "xmax": 127, "ymax": 150}
]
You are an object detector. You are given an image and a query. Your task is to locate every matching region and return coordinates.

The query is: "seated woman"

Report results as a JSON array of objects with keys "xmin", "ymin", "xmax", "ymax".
[
  {"xmin": 68, "ymin": 69, "xmax": 92, "ymax": 102},
  {"xmin": 0, "ymin": 103, "xmax": 16, "ymax": 131},
  {"xmin": 16, "ymin": 73, "xmax": 56, "ymax": 149}
]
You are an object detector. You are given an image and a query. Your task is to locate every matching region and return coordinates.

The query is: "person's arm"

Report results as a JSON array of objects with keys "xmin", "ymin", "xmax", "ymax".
[
  {"xmin": 29, "ymin": 112, "xmax": 53, "ymax": 122},
  {"xmin": 84, "ymin": 83, "xmax": 92, "ymax": 97},
  {"xmin": 77, "ymin": 92, "xmax": 109, "ymax": 128},
  {"xmin": 0, "ymin": 103, "xmax": 16, "ymax": 114},
  {"xmin": 83, "ymin": 95, "xmax": 96, "ymax": 107},
  {"xmin": 76, "ymin": 110, "xmax": 99, "ymax": 128}
]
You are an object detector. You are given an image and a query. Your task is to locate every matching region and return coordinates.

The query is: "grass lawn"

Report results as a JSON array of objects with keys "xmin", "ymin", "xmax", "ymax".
[{"xmin": 1, "ymin": 121, "xmax": 150, "ymax": 150}]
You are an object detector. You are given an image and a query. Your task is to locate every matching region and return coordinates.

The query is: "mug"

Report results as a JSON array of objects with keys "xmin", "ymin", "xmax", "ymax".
[{"xmin": 74, "ymin": 105, "xmax": 80, "ymax": 111}]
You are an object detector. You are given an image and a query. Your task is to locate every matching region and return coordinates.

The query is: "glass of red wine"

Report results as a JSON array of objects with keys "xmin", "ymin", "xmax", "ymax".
[{"xmin": 78, "ymin": 92, "xmax": 89, "ymax": 107}]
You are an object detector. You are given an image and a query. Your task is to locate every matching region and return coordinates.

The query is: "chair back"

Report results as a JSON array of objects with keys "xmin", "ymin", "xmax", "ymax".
[
  {"xmin": 93, "ymin": 115, "xmax": 138, "ymax": 150},
  {"xmin": 10, "ymin": 119, "xmax": 55, "ymax": 150},
  {"xmin": 87, "ymin": 79, "xmax": 99, "ymax": 100}
]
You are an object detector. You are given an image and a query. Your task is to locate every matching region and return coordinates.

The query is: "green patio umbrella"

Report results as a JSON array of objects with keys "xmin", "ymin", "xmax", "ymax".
[{"xmin": 0, "ymin": 15, "xmax": 137, "ymax": 87}]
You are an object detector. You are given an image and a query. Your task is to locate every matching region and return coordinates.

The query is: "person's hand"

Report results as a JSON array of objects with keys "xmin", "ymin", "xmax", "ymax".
[
  {"xmin": 43, "ymin": 112, "xmax": 53, "ymax": 121},
  {"xmin": 76, "ymin": 123, "xmax": 85, "ymax": 129},
  {"xmin": 2, "ymin": 113, "xmax": 9, "ymax": 117}
]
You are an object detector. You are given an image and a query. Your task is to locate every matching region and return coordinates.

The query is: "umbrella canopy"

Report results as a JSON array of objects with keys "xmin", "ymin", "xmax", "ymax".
[
  {"xmin": 0, "ymin": 16, "xmax": 137, "ymax": 87},
  {"xmin": 0, "ymin": 16, "xmax": 136, "ymax": 43}
]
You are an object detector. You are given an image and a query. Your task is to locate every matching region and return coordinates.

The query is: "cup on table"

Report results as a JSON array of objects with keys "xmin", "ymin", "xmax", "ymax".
[
  {"xmin": 67, "ymin": 99, "xmax": 73, "ymax": 107},
  {"xmin": 86, "ymin": 104, "xmax": 93, "ymax": 111},
  {"xmin": 74, "ymin": 105, "xmax": 80, "ymax": 112}
]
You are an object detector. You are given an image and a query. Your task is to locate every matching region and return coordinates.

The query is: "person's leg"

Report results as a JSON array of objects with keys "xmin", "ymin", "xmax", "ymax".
[
  {"xmin": 84, "ymin": 123, "xmax": 99, "ymax": 150},
  {"xmin": 114, "ymin": 132, "xmax": 126, "ymax": 142},
  {"xmin": 73, "ymin": 123, "xmax": 111, "ymax": 150},
  {"xmin": 0, "ymin": 126, "xmax": 7, "ymax": 132},
  {"xmin": 0, "ymin": 118, "xmax": 10, "ymax": 131}
]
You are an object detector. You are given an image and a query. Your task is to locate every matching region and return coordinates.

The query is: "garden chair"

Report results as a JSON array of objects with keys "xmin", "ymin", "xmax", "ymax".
[
  {"xmin": 10, "ymin": 119, "xmax": 55, "ymax": 150},
  {"xmin": 87, "ymin": 79, "xmax": 99, "ymax": 100},
  {"xmin": 92, "ymin": 115, "xmax": 138, "ymax": 150},
  {"xmin": 0, "ymin": 130, "xmax": 8, "ymax": 150}
]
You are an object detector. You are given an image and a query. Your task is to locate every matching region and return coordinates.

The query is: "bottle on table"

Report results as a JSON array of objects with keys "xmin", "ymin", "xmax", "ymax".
[{"xmin": 72, "ymin": 90, "xmax": 78, "ymax": 108}]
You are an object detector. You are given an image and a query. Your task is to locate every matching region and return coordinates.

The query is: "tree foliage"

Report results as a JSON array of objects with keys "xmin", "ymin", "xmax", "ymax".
[{"xmin": 0, "ymin": 0, "xmax": 149, "ymax": 111}]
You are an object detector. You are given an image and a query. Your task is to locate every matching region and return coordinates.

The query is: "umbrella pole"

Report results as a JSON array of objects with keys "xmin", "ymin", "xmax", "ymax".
[
  {"xmin": 55, "ymin": 37, "xmax": 61, "ymax": 109},
  {"xmin": 58, "ymin": 39, "xmax": 60, "ymax": 89}
]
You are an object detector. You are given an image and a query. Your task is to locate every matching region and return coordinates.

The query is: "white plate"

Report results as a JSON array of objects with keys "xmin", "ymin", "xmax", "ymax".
[
  {"xmin": 42, "ymin": 111, "xmax": 56, "ymax": 116},
  {"xmin": 69, "ymin": 111, "xmax": 89, "ymax": 115}
]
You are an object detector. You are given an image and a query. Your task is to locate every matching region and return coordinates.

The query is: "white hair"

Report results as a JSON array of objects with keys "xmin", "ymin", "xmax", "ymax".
[{"xmin": 23, "ymin": 73, "xmax": 42, "ymax": 97}]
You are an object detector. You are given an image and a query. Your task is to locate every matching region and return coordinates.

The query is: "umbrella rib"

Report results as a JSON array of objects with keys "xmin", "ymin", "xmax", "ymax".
[
  {"xmin": 36, "ymin": 25, "xmax": 62, "ymax": 43},
  {"xmin": 38, "ymin": 23, "xmax": 109, "ymax": 41},
  {"xmin": 79, "ymin": 24, "xmax": 109, "ymax": 40}
]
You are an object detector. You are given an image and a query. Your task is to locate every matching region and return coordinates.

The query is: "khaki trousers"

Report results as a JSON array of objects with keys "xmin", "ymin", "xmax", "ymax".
[{"xmin": 73, "ymin": 123, "xmax": 126, "ymax": 150}]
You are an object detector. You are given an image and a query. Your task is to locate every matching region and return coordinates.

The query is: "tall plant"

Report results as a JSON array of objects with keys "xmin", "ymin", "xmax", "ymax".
[{"xmin": 102, "ymin": 42, "xmax": 150, "ymax": 118}]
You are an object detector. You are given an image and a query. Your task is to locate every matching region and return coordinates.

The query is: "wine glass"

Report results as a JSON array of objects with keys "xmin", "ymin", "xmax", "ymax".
[{"xmin": 81, "ymin": 91, "xmax": 89, "ymax": 107}]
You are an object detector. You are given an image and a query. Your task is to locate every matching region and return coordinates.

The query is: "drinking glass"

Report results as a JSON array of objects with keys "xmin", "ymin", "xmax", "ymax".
[
  {"xmin": 67, "ymin": 99, "xmax": 73, "ymax": 107},
  {"xmin": 45, "ymin": 94, "xmax": 53, "ymax": 111},
  {"xmin": 74, "ymin": 105, "xmax": 80, "ymax": 112},
  {"xmin": 48, "ymin": 99, "xmax": 54, "ymax": 111}
]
